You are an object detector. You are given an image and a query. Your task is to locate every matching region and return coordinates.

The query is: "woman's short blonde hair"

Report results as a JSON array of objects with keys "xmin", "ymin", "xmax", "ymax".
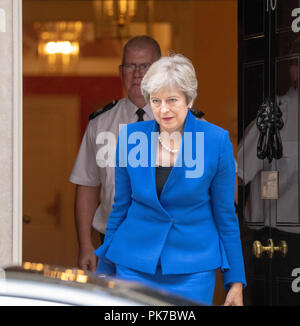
[{"xmin": 141, "ymin": 53, "xmax": 198, "ymax": 105}]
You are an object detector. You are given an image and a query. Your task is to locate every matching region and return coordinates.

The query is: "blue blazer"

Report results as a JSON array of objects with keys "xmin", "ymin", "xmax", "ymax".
[{"xmin": 95, "ymin": 110, "xmax": 246, "ymax": 290}]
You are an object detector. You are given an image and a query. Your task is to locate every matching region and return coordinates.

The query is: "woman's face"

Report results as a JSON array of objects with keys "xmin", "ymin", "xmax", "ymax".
[{"xmin": 150, "ymin": 87, "xmax": 192, "ymax": 134}]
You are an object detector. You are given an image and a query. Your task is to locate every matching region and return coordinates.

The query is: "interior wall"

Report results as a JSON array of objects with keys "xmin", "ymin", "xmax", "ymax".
[
  {"xmin": 22, "ymin": 0, "xmax": 238, "ymax": 155},
  {"xmin": 176, "ymin": 0, "xmax": 238, "ymax": 154},
  {"xmin": 23, "ymin": 76, "xmax": 123, "ymax": 136}
]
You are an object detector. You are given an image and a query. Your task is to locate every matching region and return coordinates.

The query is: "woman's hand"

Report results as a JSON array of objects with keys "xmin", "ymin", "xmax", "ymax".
[{"xmin": 223, "ymin": 283, "xmax": 243, "ymax": 306}]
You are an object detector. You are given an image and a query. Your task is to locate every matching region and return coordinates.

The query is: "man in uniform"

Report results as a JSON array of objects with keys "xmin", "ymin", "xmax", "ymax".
[{"xmin": 69, "ymin": 36, "xmax": 162, "ymax": 271}]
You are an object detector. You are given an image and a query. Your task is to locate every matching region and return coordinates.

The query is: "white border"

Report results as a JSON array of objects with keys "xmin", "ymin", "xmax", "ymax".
[{"xmin": 12, "ymin": 0, "xmax": 22, "ymax": 265}]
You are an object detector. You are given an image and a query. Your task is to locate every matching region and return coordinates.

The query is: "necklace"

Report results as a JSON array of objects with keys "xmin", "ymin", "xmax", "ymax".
[{"xmin": 158, "ymin": 134, "xmax": 179, "ymax": 153}]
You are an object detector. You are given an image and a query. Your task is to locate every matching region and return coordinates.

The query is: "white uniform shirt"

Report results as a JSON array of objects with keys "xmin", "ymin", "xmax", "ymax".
[
  {"xmin": 237, "ymin": 87, "xmax": 299, "ymax": 232},
  {"xmin": 69, "ymin": 97, "xmax": 154, "ymax": 234}
]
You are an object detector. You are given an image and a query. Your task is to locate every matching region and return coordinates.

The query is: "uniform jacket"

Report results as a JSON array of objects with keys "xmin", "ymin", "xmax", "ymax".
[
  {"xmin": 69, "ymin": 97, "xmax": 154, "ymax": 234},
  {"xmin": 95, "ymin": 110, "xmax": 246, "ymax": 289}
]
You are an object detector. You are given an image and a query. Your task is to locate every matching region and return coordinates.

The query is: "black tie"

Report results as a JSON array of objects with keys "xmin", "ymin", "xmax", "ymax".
[{"xmin": 136, "ymin": 108, "xmax": 145, "ymax": 122}]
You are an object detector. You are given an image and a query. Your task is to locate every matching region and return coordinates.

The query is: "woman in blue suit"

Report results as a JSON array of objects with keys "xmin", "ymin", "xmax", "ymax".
[{"xmin": 95, "ymin": 54, "xmax": 246, "ymax": 305}]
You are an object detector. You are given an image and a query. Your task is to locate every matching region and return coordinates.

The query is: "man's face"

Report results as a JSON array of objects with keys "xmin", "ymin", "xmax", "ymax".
[{"xmin": 119, "ymin": 46, "xmax": 158, "ymax": 105}]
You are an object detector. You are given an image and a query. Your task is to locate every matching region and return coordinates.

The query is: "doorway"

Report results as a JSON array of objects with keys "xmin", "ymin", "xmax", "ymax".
[{"xmin": 21, "ymin": 0, "xmax": 238, "ymax": 305}]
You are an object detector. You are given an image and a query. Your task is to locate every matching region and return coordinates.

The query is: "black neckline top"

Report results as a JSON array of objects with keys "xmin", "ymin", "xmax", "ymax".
[{"xmin": 155, "ymin": 166, "xmax": 173, "ymax": 199}]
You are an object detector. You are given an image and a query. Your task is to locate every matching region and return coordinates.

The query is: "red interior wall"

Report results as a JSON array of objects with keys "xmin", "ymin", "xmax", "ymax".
[{"xmin": 23, "ymin": 76, "xmax": 123, "ymax": 137}]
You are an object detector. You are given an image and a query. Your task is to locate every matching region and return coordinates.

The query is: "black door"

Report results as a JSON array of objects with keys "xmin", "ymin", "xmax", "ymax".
[{"xmin": 238, "ymin": 0, "xmax": 300, "ymax": 306}]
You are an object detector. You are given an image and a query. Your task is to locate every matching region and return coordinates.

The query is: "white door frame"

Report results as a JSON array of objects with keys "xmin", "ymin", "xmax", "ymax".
[
  {"xmin": 12, "ymin": 0, "xmax": 23, "ymax": 265},
  {"xmin": 0, "ymin": 0, "xmax": 22, "ymax": 266}
]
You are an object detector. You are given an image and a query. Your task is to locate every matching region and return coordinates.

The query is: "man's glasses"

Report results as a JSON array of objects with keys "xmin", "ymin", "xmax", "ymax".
[{"xmin": 122, "ymin": 63, "xmax": 152, "ymax": 72}]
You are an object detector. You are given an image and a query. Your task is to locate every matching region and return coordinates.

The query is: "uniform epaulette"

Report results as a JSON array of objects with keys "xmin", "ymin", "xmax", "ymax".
[
  {"xmin": 190, "ymin": 108, "xmax": 205, "ymax": 119},
  {"xmin": 89, "ymin": 100, "xmax": 119, "ymax": 120}
]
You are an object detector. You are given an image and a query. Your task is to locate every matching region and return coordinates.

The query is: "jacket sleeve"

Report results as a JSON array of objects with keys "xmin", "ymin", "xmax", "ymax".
[
  {"xmin": 94, "ymin": 126, "xmax": 132, "ymax": 274},
  {"xmin": 210, "ymin": 130, "xmax": 247, "ymax": 290}
]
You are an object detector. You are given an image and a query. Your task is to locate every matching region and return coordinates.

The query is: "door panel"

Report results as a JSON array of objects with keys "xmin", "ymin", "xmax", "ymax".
[
  {"xmin": 242, "ymin": 63, "xmax": 265, "ymax": 130},
  {"xmin": 23, "ymin": 95, "xmax": 80, "ymax": 267},
  {"xmin": 272, "ymin": 6, "xmax": 300, "ymax": 305},
  {"xmin": 238, "ymin": 0, "xmax": 271, "ymax": 306},
  {"xmin": 272, "ymin": 229, "xmax": 300, "ymax": 305},
  {"xmin": 239, "ymin": 0, "xmax": 300, "ymax": 305},
  {"xmin": 242, "ymin": 0, "xmax": 265, "ymax": 37}
]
